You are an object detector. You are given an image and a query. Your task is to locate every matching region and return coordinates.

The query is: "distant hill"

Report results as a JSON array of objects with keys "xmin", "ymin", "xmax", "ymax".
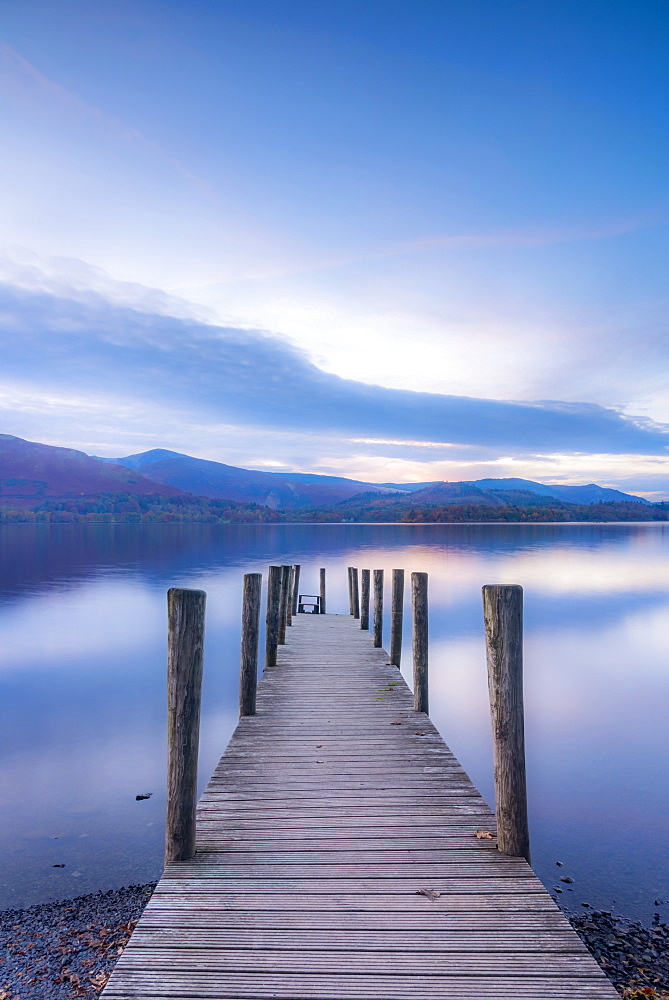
[
  {"xmin": 100, "ymin": 450, "xmax": 396, "ymax": 509},
  {"xmin": 465, "ymin": 478, "xmax": 651, "ymax": 505},
  {"xmin": 1, "ymin": 435, "xmax": 652, "ymax": 513},
  {"xmin": 102, "ymin": 451, "xmax": 650, "ymax": 509},
  {"xmin": 379, "ymin": 481, "xmax": 441, "ymax": 492},
  {"xmin": 381, "ymin": 477, "xmax": 651, "ymax": 505},
  {"xmin": 387, "ymin": 482, "xmax": 505, "ymax": 507},
  {"xmin": 315, "ymin": 482, "xmax": 578, "ymax": 521},
  {"xmin": 0, "ymin": 435, "xmax": 184, "ymax": 506}
]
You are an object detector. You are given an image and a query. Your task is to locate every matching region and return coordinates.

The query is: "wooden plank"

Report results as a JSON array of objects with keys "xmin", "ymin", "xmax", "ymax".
[
  {"xmin": 128, "ymin": 926, "xmax": 592, "ymax": 953},
  {"xmin": 141, "ymin": 891, "xmax": 561, "ymax": 912},
  {"xmin": 137, "ymin": 908, "xmax": 573, "ymax": 930},
  {"xmin": 102, "ymin": 612, "xmax": 618, "ymax": 1000},
  {"xmin": 152, "ymin": 877, "xmax": 545, "ymax": 893},
  {"xmin": 115, "ymin": 947, "xmax": 602, "ymax": 975},
  {"xmin": 104, "ymin": 972, "xmax": 617, "ymax": 1000}
]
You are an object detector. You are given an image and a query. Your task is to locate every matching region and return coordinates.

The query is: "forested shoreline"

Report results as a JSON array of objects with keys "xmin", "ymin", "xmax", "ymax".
[{"xmin": 1, "ymin": 493, "xmax": 668, "ymax": 524}]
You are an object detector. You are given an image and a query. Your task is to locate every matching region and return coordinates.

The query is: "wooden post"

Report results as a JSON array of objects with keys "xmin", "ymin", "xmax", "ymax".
[
  {"xmin": 291, "ymin": 564, "xmax": 301, "ymax": 615},
  {"xmin": 165, "ymin": 587, "xmax": 206, "ymax": 866},
  {"xmin": 351, "ymin": 567, "xmax": 360, "ymax": 619},
  {"xmin": 285, "ymin": 566, "xmax": 294, "ymax": 627},
  {"xmin": 278, "ymin": 564, "xmax": 291, "ymax": 643},
  {"xmin": 347, "ymin": 567, "xmax": 354, "ymax": 615},
  {"xmin": 239, "ymin": 573, "xmax": 261, "ymax": 717},
  {"xmin": 360, "ymin": 569, "xmax": 370, "ymax": 630},
  {"xmin": 265, "ymin": 566, "xmax": 281, "ymax": 667},
  {"xmin": 482, "ymin": 584, "xmax": 530, "ymax": 862},
  {"xmin": 390, "ymin": 568, "xmax": 404, "ymax": 667},
  {"xmin": 373, "ymin": 569, "xmax": 384, "ymax": 647},
  {"xmin": 412, "ymin": 572, "xmax": 428, "ymax": 714},
  {"xmin": 319, "ymin": 568, "xmax": 326, "ymax": 614}
]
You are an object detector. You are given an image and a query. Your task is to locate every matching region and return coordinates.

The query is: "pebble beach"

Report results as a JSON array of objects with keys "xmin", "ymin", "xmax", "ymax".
[{"xmin": 1, "ymin": 884, "xmax": 667, "ymax": 999}]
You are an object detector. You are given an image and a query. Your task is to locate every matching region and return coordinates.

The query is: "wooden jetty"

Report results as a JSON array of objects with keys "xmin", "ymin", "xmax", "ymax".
[{"xmin": 103, "ymin": 595, "xmax": 618, "ymax": 998}]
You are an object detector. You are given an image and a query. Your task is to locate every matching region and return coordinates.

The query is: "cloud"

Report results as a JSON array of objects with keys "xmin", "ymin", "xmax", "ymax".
[
  {"xmin": 1, "ymin": 281, "xmax": 668, "ymax": 464},
  {"xmin": 0, "ymin": 249, "xmax": 217, "ymax": 323}
]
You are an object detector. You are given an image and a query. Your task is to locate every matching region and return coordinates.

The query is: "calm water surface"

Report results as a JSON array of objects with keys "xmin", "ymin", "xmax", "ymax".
[{"xmin": 1, "ymin": 522, "xmax": 668, "ymax": 922}]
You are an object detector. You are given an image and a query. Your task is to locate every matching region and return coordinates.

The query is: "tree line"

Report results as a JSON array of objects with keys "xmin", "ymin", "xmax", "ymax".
[{"xmin": 0, "ymin": 493, "xmax": 667, "ymax": 525}]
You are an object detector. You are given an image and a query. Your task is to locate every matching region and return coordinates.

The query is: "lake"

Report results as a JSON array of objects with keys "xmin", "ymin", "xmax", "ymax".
[{"xmin": 1, "ymin": 522, "xmax": 668, "ymax": 923}]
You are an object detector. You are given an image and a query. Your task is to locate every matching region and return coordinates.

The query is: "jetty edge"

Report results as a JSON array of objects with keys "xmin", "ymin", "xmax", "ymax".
[{"xmin": 101, "ymin": 566, "xmax": 620, "ymax": 999}]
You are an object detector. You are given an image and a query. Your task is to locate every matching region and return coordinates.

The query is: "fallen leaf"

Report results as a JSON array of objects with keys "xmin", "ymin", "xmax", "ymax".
[
  {"xmin": 474, "ymin": 830, "xmax": 494, "ymax": 840},
  {"xmin": 90, "ymin": 970, "xmax": 110, "ymax": 990},
  {"xmin": 415, "ymin": 732, "xmax": 426, "ymax": 736},
  {"xmin": 416, "ymin": 888, "xmax": 442, "ymax": 901}
]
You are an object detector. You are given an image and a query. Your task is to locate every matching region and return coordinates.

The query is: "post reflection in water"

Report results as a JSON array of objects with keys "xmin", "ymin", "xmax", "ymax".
[{"xmin": 0, "ymin": 522, "xmax": 667, "ymax": 920}]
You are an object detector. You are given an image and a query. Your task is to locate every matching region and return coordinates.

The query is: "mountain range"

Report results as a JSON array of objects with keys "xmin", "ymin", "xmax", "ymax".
[
  {"xmin": 97, "ymin": 449, "xmax": 399, "ymax": 509},
  {"xmin": 0, "ymin": 434, "xmax": 182, "ymax": 507},
  {"xmin": 101, "ymin": 447, "xmax": 651, "ymax": 508},
  {"xmin": 0, "ymin": 434, "xmax": 653, "ymax": 510}
]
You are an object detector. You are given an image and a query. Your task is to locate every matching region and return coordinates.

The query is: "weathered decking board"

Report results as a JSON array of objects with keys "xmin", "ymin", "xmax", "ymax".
[{"xmin": 103, "ymin": 613, "xmax": 618, "ymax": 999}]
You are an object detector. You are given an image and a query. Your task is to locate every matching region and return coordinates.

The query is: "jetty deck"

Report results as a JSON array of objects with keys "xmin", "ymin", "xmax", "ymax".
[{"xmin": 103, "ymin": 612, "xmax": 618, "ymax": 999}]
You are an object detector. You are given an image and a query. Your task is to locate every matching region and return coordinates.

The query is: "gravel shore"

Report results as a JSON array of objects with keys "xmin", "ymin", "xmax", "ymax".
[
  {"xmin": 0, "ymin": 884, "xmax": 156, "ymax": 999},
  {"xmin": 1, "ymin": 884, "xmax": 667, "ymax": 999}
]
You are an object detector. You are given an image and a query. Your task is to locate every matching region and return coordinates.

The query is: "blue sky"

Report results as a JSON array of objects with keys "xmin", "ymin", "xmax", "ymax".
[{"xmin": 1, "ymin": 0, "xmax": 668, "ymax": 495}]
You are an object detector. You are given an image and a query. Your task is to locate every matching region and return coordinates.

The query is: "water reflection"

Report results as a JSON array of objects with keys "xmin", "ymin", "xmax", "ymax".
[{"xmin": 0, "ymin": 523, "xmax": 667, "ymax": 921}]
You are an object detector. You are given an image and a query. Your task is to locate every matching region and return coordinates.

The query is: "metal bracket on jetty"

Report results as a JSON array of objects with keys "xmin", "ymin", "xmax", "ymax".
[{"xmin": 102, "ymin": 564, "xmax": 619, "ymax": 999}]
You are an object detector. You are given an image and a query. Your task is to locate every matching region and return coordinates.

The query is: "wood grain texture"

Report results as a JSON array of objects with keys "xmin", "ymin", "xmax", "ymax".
[
  {"xmin": 373, "ymin": 568, "xmax": 384, "ymax": 647},
  {"xmin": 360, "ymin": 568, "xmax": 370, "ymax": 630},
  {"xmin": 165, "ymin": 588, "xmax": 206, "ymax": 866},
  {"xmin": 264, "ymin": 566, "xmax": 281, "ymax": 668},
  {"xmin": 104, "ymin": 609, "xmax": 618, "ymax": 1000},
  {"xmin": 291, "ymin": 565, "xmax": 301, "ymax": 615},
  {"xmin": 239, "ymin": 573, "xmax": 261, "ymax": 717},
  {"xmin": 482, "ymin": 584, "xmax": 530, "ymax": 862},
  {"xmin": 351, "ymin": 567, "xmax": 360, "ymax": 619},
  {"xmin": 411, "ymin": 572, "xmax": 428, "ymax": 715},
  {"xmin": 285, "ymin": 566, "xmax": 293, "ymax": 627},
  {"xmin": 277, "ymin": 565, "xmax": 291, "ymax": 644},
  {"xmin": 319, "ymin": 567, "xmax": 326, "ymax": 614},
  {"xmin": 390, "ymin": 568, "xmax": 404, "ymax": 666}
]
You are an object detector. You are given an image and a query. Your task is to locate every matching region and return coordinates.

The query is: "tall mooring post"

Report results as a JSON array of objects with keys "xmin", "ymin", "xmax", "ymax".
[
  {"xmin": 373, "ymin": 569, "xmax": 384, "ymax": 648},
  {"xmin": 390, "ymin": 568, "xmax": 404, "ymax": 667},
  {"xmin": 360, "ymin": 569, "xmax": 370, "ymax": 630},
  {"xmin": 285, "ymin": 566, "xmax": 294, "ymax": 628},
  {"xmin": 278, "ymin": 565, "xmax": 291, "ymax": 643},
  {"xmin": 165, "ymin": 587, "xmax": 206, "ymax": 866},
  {"xmin": 482, "ymin": 584, "xmax": 530, "ymax": 863},
  {"xmin": 265, "ymin": 566, "xmax": 282, "ymax": 667},
  {"xmin": 291, "ymin": 565, "xmax": 301, "ymax": 615},
  {"xmin": 239, "ymin": 573, "xmax": 261, "ymax": 717},
  {"xmin": 351, "ymin": 567, "xmax": 360, "ymax": 619},
  {"xmin": 411, "ymin": 572, "xmax": 428, "ymax": 714},
  {"xmin": 319, "ymin": 568, "xmax": 326, "ymax": 614}
]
